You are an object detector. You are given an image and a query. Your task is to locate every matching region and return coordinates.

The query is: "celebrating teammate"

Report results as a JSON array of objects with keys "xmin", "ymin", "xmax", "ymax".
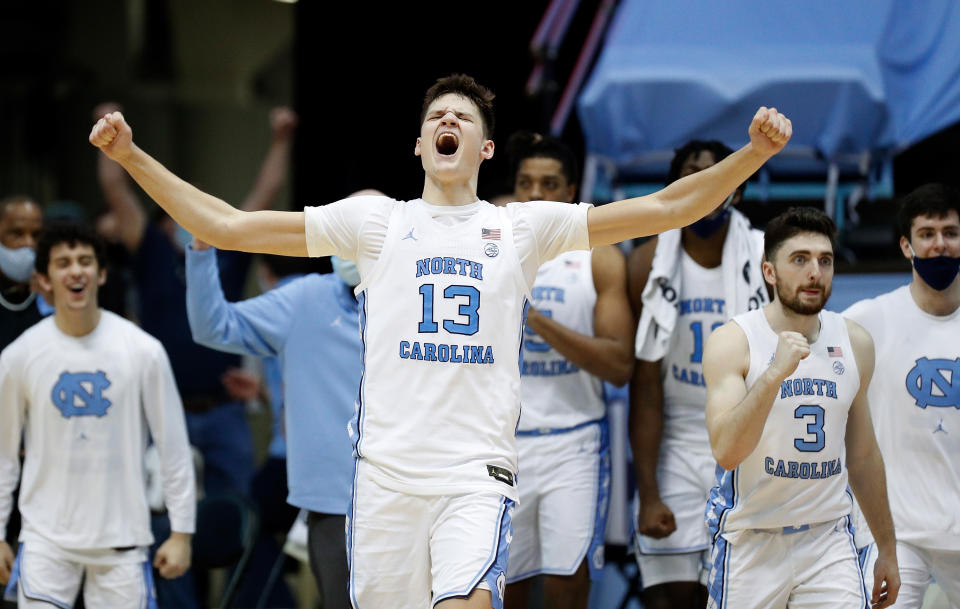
[
  {"xmin": 844, "ymin": 184, "xmax": 960, "ymax": 607},
  {"xmin": 90, "ymin": 74, "xmax": 791, "ymax": 609},
  {"xmin": 702, "ymin": 208, "xmax": 899, "ymax": 609},
  {"xmin": 628, "ymin": 140, "xmax": 767, "ymax": 609},
  {"xmin": 0, "ymin": 223, "xmax": 195, "ymax": 608},
  {"xmin": 503, "ymin": 133, "xmax": 634, "ymax": 609}
]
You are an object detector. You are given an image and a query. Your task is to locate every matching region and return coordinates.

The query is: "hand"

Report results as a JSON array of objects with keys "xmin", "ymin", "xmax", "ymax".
[
  {"xmin": 748, "ymin": 107, "xmax": 792, "ymax": 157},
  {"xmin": 269, "ymin": 107, "xmax": 299, "ymax": 140},
  {"xmin": 870, "ymin": 551, "xmax": 900, "ymax": 609},
  {"xmin": 92, "ymin": 102, "xmax": 122, "ymax": 122},
  {"xmin": 89, "ymin": 111, "xmax": 134, "ymax": 162},
  {"xmin": 154, "ymin": 532, "xmax": 192, "ymax": 579},
  {"xmin": 769, "ymin": 331, "xmax": 809, "ymax": 379},
  {"xmin": 0, "ymin": 540, "xmax": 14, "ymax": 586},
  {"xmin": 190, "ymin": 237, "xmax": 212, "ymax": 251},
  {"xmin": 638, "ymin": 497, "xmax": 677, "ymax": 539},
  {"xmin": 221, "ymin": 368, "xmax": 262, "ymax": 401}
]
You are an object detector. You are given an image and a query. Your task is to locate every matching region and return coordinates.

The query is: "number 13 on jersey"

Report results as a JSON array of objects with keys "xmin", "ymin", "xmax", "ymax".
[{"xmin": 418, "ymin": 284, "xmax": 480, "ymax": 335}]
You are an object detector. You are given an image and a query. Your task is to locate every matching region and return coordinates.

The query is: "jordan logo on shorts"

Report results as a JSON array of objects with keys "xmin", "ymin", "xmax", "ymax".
[{"xmin": 486, "ymin": 465, "xmax": 514, "ymax": 487}]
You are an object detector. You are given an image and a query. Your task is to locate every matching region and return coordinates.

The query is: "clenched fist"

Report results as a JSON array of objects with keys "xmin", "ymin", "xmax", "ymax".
[
  {"xmin": 749, "ymin": 107, "xmax": 792, "ymax": 157},
  {"xmin": 89, "ymin": 111, "xmax": 134, "ymax": 162},
  {"xmin": 769, "ymin": 330, "xmax": 810, "ymax": 379}
]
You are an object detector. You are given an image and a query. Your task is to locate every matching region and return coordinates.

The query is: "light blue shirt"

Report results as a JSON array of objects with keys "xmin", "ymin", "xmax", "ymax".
[{"xmin": 186, "ymin": 247, "xmax": 360, "ymax": 514}]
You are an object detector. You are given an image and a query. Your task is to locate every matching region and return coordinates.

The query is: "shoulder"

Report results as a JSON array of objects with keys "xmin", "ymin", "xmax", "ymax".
[
  {"xmin": 108, "ymin": 312, "xmax": 166, "ymax": 355},
  {"xmin": 704, "ymin": 319, "xmax": 750, "ymax": 373},
  {"xmin": 505, "ymin": 200, "xmax": 590, "ymax": 222},
  {"xmin": 304, "ymin": 195, "xmax": 397, "ymax": 219},
  {"xmin": 2, "ymin": 317, "xmax": 53, "ymax": 359}
]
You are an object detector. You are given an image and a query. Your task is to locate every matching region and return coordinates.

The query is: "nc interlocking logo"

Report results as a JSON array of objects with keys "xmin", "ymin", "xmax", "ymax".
[
  {"xmin": 906, "ymin": 357, "xmax": 960, "ymax": 409},
  {"xmin": 51, "ymin": 371, "xmax": 113, "ymax": 418}
]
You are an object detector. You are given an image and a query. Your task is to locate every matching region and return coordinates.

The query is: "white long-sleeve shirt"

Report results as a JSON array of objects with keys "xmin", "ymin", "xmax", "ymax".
[{"xmin": 0, "ymin": 311, "xmax": 195, "ymax": 557}]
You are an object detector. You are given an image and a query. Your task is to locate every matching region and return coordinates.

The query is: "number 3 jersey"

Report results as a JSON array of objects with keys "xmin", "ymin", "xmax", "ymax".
[
  {"xmin": 0, "ymin": 312, "xmax": 195, "ymax": 554},
  {"xmin": 706, "ymin": 309, "xmax": 860, "ymax": 536},
  {"xmin": 304, "ymin": 196, "xmax": 590, "ymax": 500}
]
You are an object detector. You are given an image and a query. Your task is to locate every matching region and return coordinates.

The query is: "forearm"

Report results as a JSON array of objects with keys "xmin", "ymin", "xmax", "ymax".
[
  {"xmin": 710, "ymin": 366, "xmax": 782, "ymax": 469},
  {"xmin": 848, "ymin": 451, "xmax": 896, "ymax": 552},
  {"xmin": 526, "ymin": 311, "xmax": 633, "ymax": 385},
  {"xmin": 118, "ymin": 144, "xmax": 242, "ymax": 248},
  {"xmin": 185, "ymin": 248, "xmax": 244, "ymax": 352},
  {"xmin": 631, "ymin": 404, "xmax": 665, "ymax": 503}
]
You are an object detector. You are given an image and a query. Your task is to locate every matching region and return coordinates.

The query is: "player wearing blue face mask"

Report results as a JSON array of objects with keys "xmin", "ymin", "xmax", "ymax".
[{"xmin": 0, "ymin": 196, "xmax": 45, "ymax": 350}]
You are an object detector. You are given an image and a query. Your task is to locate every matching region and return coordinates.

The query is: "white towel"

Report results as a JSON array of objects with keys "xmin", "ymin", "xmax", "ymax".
[{"xmin": 635, "ymin": 209, "xmax": 768, "ymax": 361}]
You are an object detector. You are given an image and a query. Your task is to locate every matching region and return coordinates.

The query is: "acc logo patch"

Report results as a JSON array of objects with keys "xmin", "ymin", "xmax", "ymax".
[
  {"xmin": 496, "ymin": 572, "xmax": 506, "ymax": 601},
  {"xmin": 592, "ymin": 545, "xmax": 604, "ymax": 570},
  {"xmin": 906, "ymin": 357, "xmax": 960, "ymax": 409},
  {"xmin": 833, "ymin": 361, "xmax": 845, "ymax": 375},
  {"xmin": 484, "ymin": 243, "xmax": 500, "ymax": 258},
  {"xmin": 51, "ymin": 371, "xmax": 112, "ymax": 418}
]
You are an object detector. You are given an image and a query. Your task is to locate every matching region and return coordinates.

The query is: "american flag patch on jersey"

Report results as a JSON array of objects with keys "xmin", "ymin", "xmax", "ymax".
[
  {"xmin": 481, "ymin": 228, "xmax": 501, "ymax": 240},
  {"xmin": 827, "ymin": 346, "xmax": 843, "ymax": 357}
]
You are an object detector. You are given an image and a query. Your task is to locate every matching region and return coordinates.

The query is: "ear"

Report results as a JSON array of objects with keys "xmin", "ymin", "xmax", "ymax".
[
  {"xmin": 566, "ymin": 183, "xmax": 577, "ymax": 204},
  {"xmin": 414, "ymin": 137, "xmax": 422, "ymax": 157},
  {"xmin": 761, "ymin": 256, "xmax": 777, "ymax": 288},
  {"xmin": 899, "ymin": 235, "xmax": 913, "ymax": 261},
  {"xmin": 36, "ymin": 272, "xmax": 52, "ymax": 294},
  {"xmin": 97, "ymin": 267, "xmax": 107, "ymax": 287},
  {"xmin": 480, "ymin": 139, "xmax": 494, "ymax": 161}
]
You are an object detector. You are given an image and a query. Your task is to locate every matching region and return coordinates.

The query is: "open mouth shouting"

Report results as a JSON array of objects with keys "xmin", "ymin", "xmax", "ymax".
[{"xmin": 436, "ymin": 132, "xmax": 460, "ymax": 156}]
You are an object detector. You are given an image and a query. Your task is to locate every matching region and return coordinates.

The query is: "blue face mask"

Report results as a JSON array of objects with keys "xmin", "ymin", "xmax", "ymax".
[
  {"xmin": 909, "ymin": 243, "xmax": 960, "ymax": 291},
  {"xmin": 0, "ymin": 242, "xmax": 36, "ymax": 283},
  {"xmin": 688, "ymin": 193, "xmax": 735, "ymax": 239},
  {"xmin": 331, "ymin": 256, "xmax": 361, "ymax": 287}
]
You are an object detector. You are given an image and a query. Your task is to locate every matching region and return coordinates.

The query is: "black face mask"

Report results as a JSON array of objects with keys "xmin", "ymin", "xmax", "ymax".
[
  {"xmin": 909, "ymin": 243, "xmax": 960, "ymax": 291},
  {"xmin": 688, "ymin": 193, "xmax": 735, "ymax": 239}
]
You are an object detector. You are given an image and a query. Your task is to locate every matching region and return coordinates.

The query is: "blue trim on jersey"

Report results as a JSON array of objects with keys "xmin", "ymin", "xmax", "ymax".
[
  {"xmin": 3, "ymin": 543, "xmax": 21, "ymax": 602},
  {"xmin": 515, "ymin": 417, "xmax": 605, "ymax": 437},
  {"xmin": 433, "ymin": 497, "xmax": 513, "ymax": 609},
  {"xmin": 706, "ymin": 465, "xmax": 738, "ymax": 542},
  {"xmin": 353, "ymin": 290, "xmax": 369, "ymax": 458},
  {"xmin": 842, "ymin": 510, "xmax": 870, "ymax": 609},
  {"xmin": 634, "ymin": 540, "xmax": 712, "ymax": 555},
  {"xmin": 707, "ymin": 535, "xmax": 730, "ymax": 609},
  {"xmin": 347, "ymin": 459, "xmax": 361, "ymax": 609},
  {"xmin": 142, "ymin": 560, "xmax": 158, "ymax": 609},
  {"xmin": 515, "ymin": 298, "xmax": 530, "ymax": 436},
  {"xmin": 586, "ymin": 421, "xmax": 611, "ymax": 581}
]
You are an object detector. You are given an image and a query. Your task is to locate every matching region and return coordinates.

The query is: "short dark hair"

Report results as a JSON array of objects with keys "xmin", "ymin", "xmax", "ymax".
[
  {"xmin": 35, "ymin": 222, "xmax": 107, "ymax": 275},
  {"xmin": 896, "ymin": 183, "xmax": 960, "ymax": 240},
  {"xmin": 667, "ymin": 140, "xmax": 748, "ymax": 196},
  {"xmin": 505, "ymin": 131, "xmax": 579, "ymax": 188},
  {"xmin": 763, "ymin": 207, "xmax": 837, "ymax": 261},
  {"xmin": 421, "ymin": 74, "xmax": 496, "ymax": 139},
  {"xmin": 0, "ymin": 195, "xmax": 40, "ymax": 221}
]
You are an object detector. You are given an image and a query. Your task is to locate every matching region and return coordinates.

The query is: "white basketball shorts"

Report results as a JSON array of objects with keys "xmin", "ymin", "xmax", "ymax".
[{"xmin": 859, "ymin": 541, "xmax": 960, "ymax": 608}]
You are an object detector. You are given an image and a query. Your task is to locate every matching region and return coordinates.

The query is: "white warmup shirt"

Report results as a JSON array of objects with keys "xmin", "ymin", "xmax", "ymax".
[
  {"xmin": 0, "ymin": 312, "xmax": 195, "ymax": 561},
  {"xmin": 519, "ymin": 249, "xmax": 604, "ymax": 431},
  {"xmin": 304, "ymin": 196, "xmax": 590, "ymax": 500},
  {"xmin": 707, "ymin": 309, "xmax": 860, "ymax": 535},
  {"xmin": 659, "ymin": 252, "xmax": 727, "ymax": 447},
  {"xmin": 844, "ymin": 286, "xmax": 960, "ymax": 551}
]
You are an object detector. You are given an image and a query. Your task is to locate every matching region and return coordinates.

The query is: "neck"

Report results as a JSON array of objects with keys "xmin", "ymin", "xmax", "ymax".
[
  {"xmin": 54, "ymin": 305, "xmax": 102, "ymax": 337},
  {"xmin": 763, "ymin": 300, "xmax": 821, "ymax": 342},
  {"xmin": 909, "ymin": 273, "xmax": 960, "ymax": 316},
  {"xmin": 681, "ymin": 222, "xmax": 729, "ymax": 268},
  {"xmin": 421, "ymin": 173, "xmax": 480, "ymax": 206}
]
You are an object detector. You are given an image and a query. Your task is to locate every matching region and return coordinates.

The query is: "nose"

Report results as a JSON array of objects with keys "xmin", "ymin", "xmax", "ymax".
[
  {"xmin": 440, "ymin": 112, "xmax": 459, "ymax": 128},
  {"xmin": 529, "ymin": 181, "xmax": 543, "ymax": 200},
  {"xmin": 808, "ymin": 260, "xmax": 823, "ymax": 281},
  {"xmin": 932, "ymin": 231, "xmax": 946, "ymax": 253}
]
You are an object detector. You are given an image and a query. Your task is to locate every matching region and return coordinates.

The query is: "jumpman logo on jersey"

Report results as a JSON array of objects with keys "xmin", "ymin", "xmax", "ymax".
[
  {"xmin": 402, "ymin": 227, "xmax": 418, "ymax": 241},
  {"xmin": 330, "ymin": 315, "xmax": 343, "ymax": 328},
  {"xmin": 933, "ymin": 417, "xmax": 948, "ymax": 434}
]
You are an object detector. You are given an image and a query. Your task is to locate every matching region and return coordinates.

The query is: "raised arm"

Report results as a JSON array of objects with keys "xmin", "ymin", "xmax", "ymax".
[
  {"xmin": 89, "ymin": 111, "xmax": 307, "ymax": 255},
  {"xmin": 240, "ymin": 107, "xmax": 298, "ymax": 212},
  {"xmin": 703, "ymin": 321, "xmax": 809, "ymax": 470},
  {"xmin": 587, "ymin": 108, "xmax": 791, "ymax": 247},
  {"xmin": 523, "ymin": 245, "xmax": 634, "ymax": 385},
  {"xmin": 186, "ymin": 240, "xmax": 295, "ymax": 357},
  {"xmin": 844, "ymin": 320, "xmax": 899, "ymax": 609},
  {"xmin": 94, "ymin": 103, "xmax": 147, "ymax": 252}
]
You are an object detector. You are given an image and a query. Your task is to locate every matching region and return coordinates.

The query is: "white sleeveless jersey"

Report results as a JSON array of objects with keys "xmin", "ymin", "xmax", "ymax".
[
  {"xmin": 354, "ymin": 201, "xmax": 532, "ymax": 499},
  {"xmin": 0, "ymin": 312, "xmax": 195, "ymax": 554},
  {"xmin": 844, "ymin": 286, "xmax": 960, "ymax": 551},
  {"xmin": 661, "ymin": 252, "xmax": 727, "ymax": 446},
  {"xmin": 518, "ymin": 250, "xmax": 604, "ymax": 431},
  {"xmin": 707, "ymin": 309, "xmax": 859, "ymax": 535}
]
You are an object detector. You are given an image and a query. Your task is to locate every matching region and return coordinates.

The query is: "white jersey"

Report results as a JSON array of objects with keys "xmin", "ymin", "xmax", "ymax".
[
  {"xmin": 707, "ymin": 309, "xmax": 859, "ymax": 535},
  {"xmin": 304, "ymin": 196, "xmax": 590, "ymax": 499},
  {"xmin": 844, "ymin": 286, "xmax": 960, "ymax": 551},
  {"xmin": 518, "ymin": 250, "xmax": 604, "ymax": 431},
  {"xmin": 661, "ymin": 252, "xmax": 727, "ymax": 447},
  {"xmin": 0, "ymin": 312, "xmax": 195, "ymax": 557}
]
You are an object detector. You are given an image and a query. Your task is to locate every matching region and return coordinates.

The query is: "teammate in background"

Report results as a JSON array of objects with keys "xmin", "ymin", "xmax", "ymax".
[
  {"xmin": 503, "ymin": 133, "xmax": 634, "ymax": 609},
  {"xmin": 702, "ymin": 207, "xmax": 899, "ymax": 609},
  {"xmin": 0, "ymin": 222, "xmax": 195, "ymax": 608},
  {"xmin": 0, "ymin": 195, "xmax": 45, "ymax": 349},
  {"xmin": 843, "ymin": 184, "xmax": 960, "ymax": 607},
  {"xmin": 627, "ymin": 141, "xmax": 767, "ymax": 609},
  {"xmin": 89, "ymin": 74, "xmax": 791, "ymax": 609}
]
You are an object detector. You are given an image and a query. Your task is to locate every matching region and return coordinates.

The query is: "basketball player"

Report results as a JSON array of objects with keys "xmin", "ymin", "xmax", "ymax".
[
  {"xmin": 503, "ymin": 134, "xmax": 634, "ymax": 609},
  {"xmin": 702, "ymin": 207, "xmax": 899, "ymax": 609},
  {"xmin": 0, "ymin": 223, "xmax": 195, "ymax": 608},
  {"xmin": 89, "ymin": 74, "xmax": 791, "ymax": 609},
  {"xmin": 843, "ymin": 183, "xmax": 960, "ymax": 607},
  {"xmin": 629, "ymin": 141, "xmax": 766, "ymax": 609}
]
